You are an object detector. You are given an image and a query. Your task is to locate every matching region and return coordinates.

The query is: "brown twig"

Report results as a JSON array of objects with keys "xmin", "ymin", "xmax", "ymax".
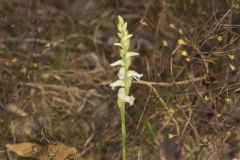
[{"xmin": 134, "ymin": 75, "xmax": 206, "ymax": 87}]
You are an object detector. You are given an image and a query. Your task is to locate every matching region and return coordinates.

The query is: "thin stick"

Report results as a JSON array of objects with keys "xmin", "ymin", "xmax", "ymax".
[
  {"xmin": 136, "ymin": 88, "xmax": 152, "ymax": 130},
  {"xmin": 134, "ymin": 75, "xmax": 205, "ymax": 87}
]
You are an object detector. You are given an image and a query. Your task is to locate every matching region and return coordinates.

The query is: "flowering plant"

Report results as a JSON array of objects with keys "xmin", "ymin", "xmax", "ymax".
[{"xmin": 110, "ymin": 16, "xmax": 143, "ymax": 160}]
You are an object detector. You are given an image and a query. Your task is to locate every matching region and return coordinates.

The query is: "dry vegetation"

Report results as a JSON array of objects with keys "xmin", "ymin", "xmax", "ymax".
[{"xmin": 0, "ymin": 0, "xmax": 240, "ymax": 160}]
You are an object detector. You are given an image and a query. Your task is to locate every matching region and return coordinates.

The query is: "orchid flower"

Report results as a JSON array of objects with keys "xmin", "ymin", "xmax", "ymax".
[
  {"xmin": 110, "ymin": 80, "xmax": 124, "ymax": 90},
  {"xmin": 109, "ymin": 16, "xmax": 143, "ymax": 106},
  {"xmin": 109, "ymin": 16, "xmax": 143, "ymax": 160},
  {"xmin": 118, "ymin": 88, "xmax": 135, "ymax": 106}
]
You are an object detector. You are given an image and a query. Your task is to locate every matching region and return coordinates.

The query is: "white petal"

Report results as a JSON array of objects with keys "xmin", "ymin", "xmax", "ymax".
[
  {"xmin": 113, "ymin": 43, "xmax": 122, "ymax": 47},
  {"xmin": 118, "ymin": 67, "xmax": 125, "ymax": 80},
  {"xmin": 128, "ymin": 70, "xmax": 143, "ymax": 81},
  {"xmin": 126, "ymin": 52, "xmax": 139, "ymax": 58},
  {"xmin": 109, "ymin": 80, "xmax": 124, "ymax": 90},
  {"xmin": 122, "ymin": 34, "xmax": 133, "ymax": 41},
  {"xmin": 118, "ymin": 88, "xmax": 135, "ymax": 106},
  {"xmin": 110, "ymin": 60, "xmax": 123, "ymax": 67}
]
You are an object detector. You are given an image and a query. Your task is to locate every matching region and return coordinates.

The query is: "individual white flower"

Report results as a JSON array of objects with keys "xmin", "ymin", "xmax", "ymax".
[
  {"xmin": 126, "ymin": 52, "xmax": 139, "ymax": 58},
  {"xmin": 122, "ymin": 34, "xmax": 133, "ymax": 41},
  {"xmin": 110, "ymin": 60, "xmax": 123, "ymax": 67},
  {"xmin": 127, "ymin": 70, "xmax": 143, "ymax": 81},
  {"xmin": 118, "ymin": 67, "xmax": 125, "ymax": 80},
  {"xmin": 118, "ymin": 88, "xmax": 135, "ymax": 106},
  {"xmin": 110, "ymin": 80, "xmax": 124, "ymax": 90},
  {"xmin": 113, "ymin": 43, "xmax": 122, "ymax": 47}
]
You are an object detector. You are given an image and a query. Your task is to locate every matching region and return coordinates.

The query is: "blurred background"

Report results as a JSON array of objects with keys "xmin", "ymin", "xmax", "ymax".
[{"xmin": 0, "ymin": 0, "xmax": 240, "ymax": 159}]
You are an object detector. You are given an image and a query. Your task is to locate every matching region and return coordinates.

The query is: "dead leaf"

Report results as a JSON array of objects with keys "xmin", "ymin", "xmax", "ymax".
[
  {"xmin": 38, "ymin": 142, "xmax": 78, "ymax": 160},
  {"xmin": 6, "ymin": 142, "xmax": 42, "ymax": 157},
  {"xmin": 6, "ymin": 142, "xmax": 84, "ymax": 160}
]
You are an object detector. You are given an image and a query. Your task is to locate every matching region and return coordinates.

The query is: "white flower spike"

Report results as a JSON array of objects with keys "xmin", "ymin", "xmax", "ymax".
[
  {"xmin": 110, "ymin": 80, "xmax": 124, "ymax": 90},
  {"xmin": 127, "ymin": 70, "xmax": 143, "ymax": 81},
  {"xmin": 118, "ymin": 88, "xmax": 135, "ymax": 106},
  {"xmin": 110, "ymin": 16, "xmax": 143, "ymax": 160}
]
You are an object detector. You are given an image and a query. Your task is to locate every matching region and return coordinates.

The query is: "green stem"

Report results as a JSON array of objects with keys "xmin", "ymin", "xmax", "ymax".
[{"xmin": 119, "ymin": 105, "xmax": 126, "ymax": 160}]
